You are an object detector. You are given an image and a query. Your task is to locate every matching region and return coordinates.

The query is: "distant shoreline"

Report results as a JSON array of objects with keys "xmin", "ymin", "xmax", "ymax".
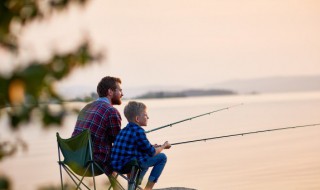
[
  {"xmin": 58, "ymin": 75, "xmax": 320, "ymax": 100},
  {"xmin": 134, "ymin": 88, "xmax": 236, "ymax": 99}
]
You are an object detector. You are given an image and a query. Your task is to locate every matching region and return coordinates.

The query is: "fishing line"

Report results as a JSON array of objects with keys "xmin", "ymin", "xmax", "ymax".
[
  {"xmin": 146, "ymin": 103, "xmax": 243, "ymax": 133},
  {"xmin": 171, "ymin": 123, "xmax": 320, "ymax": 146}
]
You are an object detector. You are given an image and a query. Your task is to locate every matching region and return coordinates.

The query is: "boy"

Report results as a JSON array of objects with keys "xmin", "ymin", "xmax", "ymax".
[{"xmin": 111, "ymin": 101, "xmax": 171, "ymax": 190}]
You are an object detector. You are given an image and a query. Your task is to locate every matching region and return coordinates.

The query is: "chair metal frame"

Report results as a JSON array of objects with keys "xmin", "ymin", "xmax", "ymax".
[
  {"xmin": 116, "ymin": 159, "xmax": 142, "ymax": 190},
  {"xmin": 56, "ymin": 130, "xmax": 142, "ymax": 190}
]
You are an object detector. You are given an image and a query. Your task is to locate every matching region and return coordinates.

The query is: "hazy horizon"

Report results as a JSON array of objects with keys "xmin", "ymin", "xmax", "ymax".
[{"xmin": 58, "ymin": 74, "xmax": 320, "ymax": 99}]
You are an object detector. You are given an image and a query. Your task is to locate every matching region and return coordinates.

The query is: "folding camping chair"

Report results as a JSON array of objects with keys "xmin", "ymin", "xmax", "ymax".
[{"xmin": 56, "ymin": 129, "xmax": 142, "ymax": 190}]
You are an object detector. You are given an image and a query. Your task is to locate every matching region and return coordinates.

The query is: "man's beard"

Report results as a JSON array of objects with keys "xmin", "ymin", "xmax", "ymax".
[{"xmin": 111, "ymin": 96, "xmax": 122, "ymax": 105}]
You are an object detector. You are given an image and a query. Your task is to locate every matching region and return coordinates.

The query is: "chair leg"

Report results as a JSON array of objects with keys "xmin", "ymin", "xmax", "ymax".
[
  {"xmin": 58, "ymin": 163, "xmax": 64, "ymax": 190},
  {"xmin": 90, "ymin": 164, "xmax": 97, "ymax": 190},
  {"xmin": 62, "ymin": 165, "xmax": 90, "ymax": 190},
  {"xmin": 57, "ymin": 145, "xmax": 64, "ymax": 190},
  {"xmin": 108, "ymin": 174, "xmax": 126, "ymax": 190},
  {"xmin": 128, "ymin": 166, "xmax": 140, "ymax": 190},
  {"xmin": 135, "ymin": 169, "xmax": 141, "ymax": 190}
]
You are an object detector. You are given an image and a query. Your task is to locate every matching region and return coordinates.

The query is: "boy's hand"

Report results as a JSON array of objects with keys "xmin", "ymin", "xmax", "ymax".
[{"xmin": 163, "ymin": 141, "xmax": 171, "ymax": 149}]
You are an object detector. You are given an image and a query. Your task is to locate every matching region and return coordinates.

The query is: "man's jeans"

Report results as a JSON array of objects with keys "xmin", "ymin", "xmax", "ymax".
[{"xmin": 139, "ymin": 153, "xmax": 167, "ymax": 183}]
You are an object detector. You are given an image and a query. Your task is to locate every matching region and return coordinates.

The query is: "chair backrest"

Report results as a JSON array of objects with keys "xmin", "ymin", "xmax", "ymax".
[{"xmin": 56, "ymin": 129, "xmax": 103, "ymax": 176}]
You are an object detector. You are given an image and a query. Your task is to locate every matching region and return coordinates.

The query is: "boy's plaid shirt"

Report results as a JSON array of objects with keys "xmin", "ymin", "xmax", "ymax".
[{"xmin": 111, "ymin": 122, "xmax": 156, "ymax": 172}]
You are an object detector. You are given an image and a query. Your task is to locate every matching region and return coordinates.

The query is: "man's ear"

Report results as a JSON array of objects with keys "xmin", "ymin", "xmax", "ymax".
[{"xmin": 107, "ymin": 88, "xmax": 113, "ymax": 96}]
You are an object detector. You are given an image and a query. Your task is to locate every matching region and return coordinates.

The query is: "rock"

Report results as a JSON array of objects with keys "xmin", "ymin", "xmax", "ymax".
[{"xmin": 154, "ymin": 188, "xmax": 197, "ymax": 190}]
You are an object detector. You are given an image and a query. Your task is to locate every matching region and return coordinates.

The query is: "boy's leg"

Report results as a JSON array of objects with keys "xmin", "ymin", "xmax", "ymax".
[
  {"xmin": 144, "ymin": 181, "xmax": 155, "ymax": 190},
  {"xmin": 139, "ymin": 153, "xmax": 167, "ymax": 185},
  {"xmin": 138, "ymin": 167, "xmax": 149, "ymax": 185}
]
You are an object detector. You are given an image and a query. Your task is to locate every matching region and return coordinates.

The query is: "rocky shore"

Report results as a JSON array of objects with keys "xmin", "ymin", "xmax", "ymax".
[{"xmin": 155, "ymin": 188, "xmax": 197, "ymax": 190}]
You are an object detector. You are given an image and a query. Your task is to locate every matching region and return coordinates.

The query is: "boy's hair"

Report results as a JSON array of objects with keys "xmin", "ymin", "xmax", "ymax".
[
  {"xmin": 97, "ymin": 76, "xmax": 121, "ymax": 97},
  {"xmin": 124, "ymin": 101, "xmax": 146, "ymax": 122}
]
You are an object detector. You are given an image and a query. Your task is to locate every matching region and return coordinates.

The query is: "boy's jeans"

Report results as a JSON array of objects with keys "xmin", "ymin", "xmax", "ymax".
[{"xmin": 139, "ymin": 153, "xmax": 167, "ymax": 183}]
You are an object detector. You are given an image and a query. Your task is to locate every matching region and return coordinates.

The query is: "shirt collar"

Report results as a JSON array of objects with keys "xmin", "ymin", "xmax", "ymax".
[
  {"xmin": 128, "ymin": 122, "xmax": 138, "ymax": 126},
  {"xmin": 128, "ymin": 122, "xmax": 145, "ymax": 131},
  {"xmin": 97, "ymin": 97, "xmax": 111, "ymax": 104}
]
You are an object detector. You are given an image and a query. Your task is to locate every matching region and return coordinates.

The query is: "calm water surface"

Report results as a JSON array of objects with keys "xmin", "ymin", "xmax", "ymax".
[{"xmin": 1, "ymin": 91, "xmax": 320, "ymax": 190}]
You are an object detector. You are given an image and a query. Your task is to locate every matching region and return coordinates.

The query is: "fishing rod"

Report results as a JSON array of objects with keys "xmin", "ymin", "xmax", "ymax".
[
  {"xmin": 146, "ymin": 103, "xmax": 243, "ymax": 133},
  {"xmin": 171, "ymin": 123, "xmax": 320, "ymax": 146}
]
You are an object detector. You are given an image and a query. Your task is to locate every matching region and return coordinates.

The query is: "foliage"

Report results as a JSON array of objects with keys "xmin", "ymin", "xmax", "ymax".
[
  {"xmin": 0, "ymin": 0, "xmax": 102, "ymax": 184},
  {"xmin": 0, "ymin": 0, "xmax": 101, "ymax": 129},
  {"xmin": 0, "ymin": 175, "xmax": 11, "ymax": 190},
  {"xmin": 0, "ymin": 0, "xmax": 89, "ymax": 51},
  {"xmin": 0, "ymin": 1, "xmax": 101, "ymax": 189}
]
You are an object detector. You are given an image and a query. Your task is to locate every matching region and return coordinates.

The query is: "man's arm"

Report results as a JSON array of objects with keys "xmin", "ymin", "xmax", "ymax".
[{"xmin": 107, "ymin": 109, "xmax": 122, "ymax": 142}]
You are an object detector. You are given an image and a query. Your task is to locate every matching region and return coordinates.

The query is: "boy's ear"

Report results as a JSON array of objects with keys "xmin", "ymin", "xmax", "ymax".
[{"xmin": 135, "ymin": 115, "xmax": 139, "ymax": 122}]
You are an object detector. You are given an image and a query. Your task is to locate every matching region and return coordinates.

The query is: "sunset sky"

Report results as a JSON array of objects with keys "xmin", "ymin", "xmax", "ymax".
[{"xmin": 5, "ymin": 0, "xmax": 320, "ymax": 97}]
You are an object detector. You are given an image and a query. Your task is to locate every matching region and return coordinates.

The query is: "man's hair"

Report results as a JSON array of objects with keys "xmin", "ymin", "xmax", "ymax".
[
  {"xmin": 124, "ymin": 101, "xmax": 146, "ymax": 122},
  {"xmin": 97, "ymin": 76, "xmax": 121, "ymax": 97}
]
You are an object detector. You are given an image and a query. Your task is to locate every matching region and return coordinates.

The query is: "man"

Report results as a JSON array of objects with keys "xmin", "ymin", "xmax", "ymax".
[{"xmin": 72, "ymin": 76, "xmax": 123, "ymax": 176}]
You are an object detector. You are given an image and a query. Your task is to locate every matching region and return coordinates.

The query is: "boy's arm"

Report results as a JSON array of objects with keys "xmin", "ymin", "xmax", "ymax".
[
  {"xmin": 154, "ymin": 141, "xmax": 171, "ymax": 155},
  {"xmin": 136, "ymin": 128, "xmax": 156, "ymax": 156}
]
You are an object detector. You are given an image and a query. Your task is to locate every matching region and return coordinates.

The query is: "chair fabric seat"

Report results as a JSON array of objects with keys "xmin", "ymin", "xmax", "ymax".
[{"xmin": 57, "ymin": 129, "xmax": 104, "ymax": 176}]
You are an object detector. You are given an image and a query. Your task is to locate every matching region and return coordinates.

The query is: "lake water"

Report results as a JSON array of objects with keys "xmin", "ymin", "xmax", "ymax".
[{"xmin": 1, "ymin": 91, "xmax": 320, "ymax": 190}]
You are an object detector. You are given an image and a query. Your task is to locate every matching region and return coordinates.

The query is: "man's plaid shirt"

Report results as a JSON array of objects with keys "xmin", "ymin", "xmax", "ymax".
[
  {"xmin": 72, "ymin": 98, "xmax": 121, "ymax": 175},
  {"xmin": 111, "ymin": 122, "xmax": 156, "ymax": 172}
]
